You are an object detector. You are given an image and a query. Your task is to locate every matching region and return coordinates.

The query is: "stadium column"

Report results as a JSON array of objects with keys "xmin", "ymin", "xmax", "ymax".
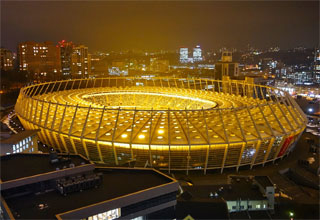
[
  {"xmin": 167, "ymin": 108, "xmax": 171, "ymax": 174},
  {"xmin": 278, "ymin": 93, "xmax": 300, "ymax": 128},
  {"xmin": 185, "ymin": 108, "xmax": 192, "ymax": 175},
  {"xmin": 60, "ymin": 103, "xmax": 76, "ymax": 153},
  {"xmin": 248, "ymin": 100, "xmax": 275, "ymax": 167},
  {"xmin": 263, "ymin": 138, "xmax": 275, "ymax": 166},
  {"xmin": 45, "ymin": 102, "xmax": 62, "ymax": 152},
  {"xmin": 85, "ymin": 78, "xmax": 90, "ymax": 88},
  {"xmin": 181, "ymin": 79, "xmax": 185, "ymax": 89},
  {"xmin": 129, "ymin": 108, "xmax": 137, "ymax": 161},
  {"xmin": 95, "ymin": 106, "xmax": 106, "ymax": 163},
  {"xmin": 50, "ymin": 81, "xmax": 57, "ymax": 93},
  {"xmin": 267, "ymin": 89, "xmax": 294, "ymax": 132},
  {"xmin": 111, "ymin": 107, "xmax": 120, "ymax": 165},
  {"xmin": 257, "ymin": 101, "xmax": 286, "ymax": 164},
  {"xmin": 219, "ymin": 109, "xmax": 230, "ymax": 173},
  {"xmin": 51, "ymin": 103, "xmax": 58, "ymax": 130},
  {"xmin": 233, "ymin": 106, "xmax": 249, "ymax": 171},
  {"xmin": 78, "ymin": 79, "xmax": 82, "ymax": 89},
  {"xmin": 69, "ymin": 104, "xmax": 79, "ymax": 137},
  {"xmin": 258, "ymin": 85, "xmax": 265, "ymax": 99},
  {"xmin": 71, "ymin": 80, "xmax": 75, "ymax": 90},
  {"xmin": 202, "ymin": 108, "xmax": 211, "ymax": 175},
  {"xmin": 57, "ymin": 80, "xmax": 63, "ymax": 92},
  {"xmin": 244, "ymin": 105, "xmax": 263, "ymax": 169},
  {"xmin": 193, "ymin": 78, "xmax": 196, "ymax": 90},
  {"xmin": 80, "ymin": 105, "xmax": 91, "ymax": 159},
  {"xmin": 26, "ymin": 84, "xmax": 36, "ymax": 97},
  {"xmin": 31, "ymin": 84, "xmax": 41, "ymax": 97},
  {"xmin": 148, "ymin": 109, "xmax": 155, "ymax": 167},
  {"xmin": 43, "ymin": 82, "xmax": 51, "ymax": 94},
  {"xmin": 174, "ymin": 78, "xmax": 178, "ymax": 88},
  {"xmin": 37, "ymin": 83, "xmax": 46, "ymax": 95},
  {"xmin": 199, "ymin": 78, "xmax": 202, "ymax": 90},
  {"xmin": 63, "ymin": 80, "xmax": 69, "ymax": 90}
]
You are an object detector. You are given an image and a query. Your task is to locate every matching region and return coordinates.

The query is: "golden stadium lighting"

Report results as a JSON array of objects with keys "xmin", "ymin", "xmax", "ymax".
[{"xmin": 14, "ymin": 77, "xmax": 307, "ymax": 174}]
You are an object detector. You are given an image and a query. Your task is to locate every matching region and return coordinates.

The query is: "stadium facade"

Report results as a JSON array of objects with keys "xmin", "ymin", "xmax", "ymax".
[{"xmin": 15, "ymin": 77, "xmax": 306, "ymax": 173}]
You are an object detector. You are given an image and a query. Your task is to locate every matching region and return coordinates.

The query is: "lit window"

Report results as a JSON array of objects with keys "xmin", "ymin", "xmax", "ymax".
[{"xmin": 256, "ymin": 204, "xmax": 261, "ymax": 209}]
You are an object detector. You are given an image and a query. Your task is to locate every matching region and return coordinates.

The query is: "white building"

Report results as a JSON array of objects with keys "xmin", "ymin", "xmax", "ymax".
[
  {"xmin": 180, "ymin": 48, "xmax": 189, "ymax": 63},
  {"xmin": 193, "ymin": 45, "xmax": 202, "ymax": 62}
]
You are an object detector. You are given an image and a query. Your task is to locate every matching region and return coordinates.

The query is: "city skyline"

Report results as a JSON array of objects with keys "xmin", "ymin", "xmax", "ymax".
[{"xmin": 1, "ymin": 1, "xmax": 319, "ymax": 52}]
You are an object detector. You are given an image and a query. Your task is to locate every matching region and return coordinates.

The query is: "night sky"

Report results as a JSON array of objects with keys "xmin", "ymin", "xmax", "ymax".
[{"xmin": 1, "ymin": 1, "xmax": 319, "ymax": 52}]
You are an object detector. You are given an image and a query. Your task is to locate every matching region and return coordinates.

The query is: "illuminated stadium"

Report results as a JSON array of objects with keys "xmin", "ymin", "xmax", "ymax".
[{"xmin": 15, "ymin": 77, "xmax": 307, "ymax": 173}]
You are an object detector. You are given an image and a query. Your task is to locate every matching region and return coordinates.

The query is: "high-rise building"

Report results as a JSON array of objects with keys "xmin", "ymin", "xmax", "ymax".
[
  {"xmin": 18, "ymin": 41, "xmax": 61, "ymax": 80},
  {"xmin": 214, "ymin": 51, "xmax": 239, "ymax": 80},
  {"xmin": 179, "ymin": 48, "xmax": 188, "ymax": 63},
  {"xmin": 313, "ymin": 48, "xmax": 320, "ymax": 83},
  {"xmin": 193, "ymin": 45, "xmax": 202, "ymax": 62},
  {"xmin": 0, "ymin": 48, "xmax": 14, "ymax": 71},
  {"xmin": 58, "ymin": 40, "xmax": 74, "ymax": 78},
  {"xmin": 71, "ymin": 45, "xmax": 91, "ymax": 78}
]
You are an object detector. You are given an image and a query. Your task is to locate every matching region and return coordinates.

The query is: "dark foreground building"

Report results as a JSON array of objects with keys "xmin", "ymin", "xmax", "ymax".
[{"xmin": 0, "ymin": 153, "xmax": 178, "ymax": 219}]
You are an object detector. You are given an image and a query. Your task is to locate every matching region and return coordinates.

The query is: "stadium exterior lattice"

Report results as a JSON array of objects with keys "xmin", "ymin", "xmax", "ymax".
[{"xmin": 15, "ymin": 77, "xmax": 306, "ymax": 173}]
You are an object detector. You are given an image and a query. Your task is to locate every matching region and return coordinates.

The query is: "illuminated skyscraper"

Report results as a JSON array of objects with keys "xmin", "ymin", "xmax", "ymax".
[
  {"xmin": 58, "ymin": 40, "xmax": 74, "ymax": 78},
  {"xmin": 193, "ymin": 45, "xmax": 202, "ymax": 62},
  {"xmin": 18, "ymin": 41, "xmax": 61, "ymax": 80},
  {"xmin": 313, "ymin": 48, "xmax": 320, "ymax": 83},
  {"xmin": 71, "ymin": 45, "xmax": 91, "ymax": 78},
  {"xmin": 179, "ymin": 48, "xmax": 188, "ymax": 63},
  {"xmin": 0, "ymin": 48, "xmax": 14, "ymax": 71}
]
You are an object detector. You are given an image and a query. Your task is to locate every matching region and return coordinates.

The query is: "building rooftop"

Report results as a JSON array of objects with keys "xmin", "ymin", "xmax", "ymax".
[
  {"xmin": 3, "ymin": 168, "xmax": 174, "ymax": 219},
  {"xmin": 0, "ymin": 129, "xmax": 40, "ymax": 144},
  {"xmin": 181, "ymin": 177, "xmax": 265, "ymax": 201},
  {"xmin": 1, "ymin": 153, "xmax": 177, "ymax": 219},
  {"xmin": 254, "ymin": 176, "xmax": 274, "ymax": 188},
  {"xmin": 0, "ymin": 153, "xmax": 90, "ymax": 182}
]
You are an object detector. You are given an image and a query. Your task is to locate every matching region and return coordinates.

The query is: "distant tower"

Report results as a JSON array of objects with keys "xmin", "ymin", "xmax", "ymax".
[
  {"xmin": 221, "ymin": 51, "xmax": 232, "ymax": 62},
  {"xmin": 214, "ymin": 51, "xmax": 239, "ymax": 80},
  {"xmin": 0, "ymin": 48, "xmax": 14, "ymax": 71},
  {"xmin": 58, "ymin": 40, "xmax": 74, "ymax": 78},
  {"xmin": 193, "ymin": 45, "xmax": 202, "ymax": 62},
  {"xmin": 180, "ymin": 48, "xmax": 188, "ymax": 63},
  {"xmin": 71, "ymin": 45, "xmax": 91, "ymax": 78},
  {"xmin": 314, "ymin": 48, "xmax": 320, "ymax": 83}
]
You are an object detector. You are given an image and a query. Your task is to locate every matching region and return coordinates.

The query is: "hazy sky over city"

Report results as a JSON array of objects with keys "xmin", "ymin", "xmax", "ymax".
[{"xmin": 1, "ymin": 1, "xmax": 319, "ymax": 52}]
